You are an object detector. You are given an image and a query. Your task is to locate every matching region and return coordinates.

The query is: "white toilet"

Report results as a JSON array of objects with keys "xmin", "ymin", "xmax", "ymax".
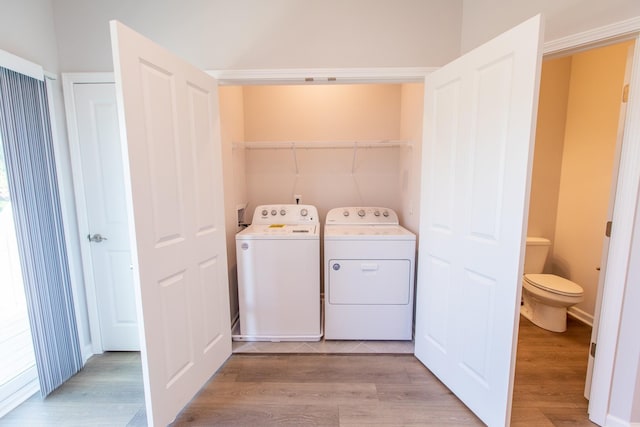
[{"xmin": 521, "ymin": 237, "xmax": 584, "ymax": 332}]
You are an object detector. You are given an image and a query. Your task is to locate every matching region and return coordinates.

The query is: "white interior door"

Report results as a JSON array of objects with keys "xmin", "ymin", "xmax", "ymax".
[
  {"xmin": 414, "ymin": 15, "xmax": 543, "ymax": 427},
  {"xmin": 110, "ymin": 21, "xmax": 232, "ymax": 426},
  {"xmin": 70, "ymin": 82, "xmax": 139, "ymax": 351}
]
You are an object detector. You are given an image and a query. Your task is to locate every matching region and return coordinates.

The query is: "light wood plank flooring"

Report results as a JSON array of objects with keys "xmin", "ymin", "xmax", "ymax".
[
  {"xmin": 511, "ymin": 316, "xmax": 596, "ymax": 427},
  {"xmin": 1, "ymin": 316, "xmax": 594, "ymax": 426},
  {"xmin": 0, "ymin": 352, "xmax": 145, "ymax": 426}
]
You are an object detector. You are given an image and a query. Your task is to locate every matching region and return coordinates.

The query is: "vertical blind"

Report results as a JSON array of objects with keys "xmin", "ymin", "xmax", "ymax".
[{"xmin": 0, "ymin": 66, "xmax": 82, "ymax": 396}]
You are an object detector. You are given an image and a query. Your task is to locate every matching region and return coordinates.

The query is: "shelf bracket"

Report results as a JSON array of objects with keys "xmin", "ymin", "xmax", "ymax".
[
  {"xmin": 291, "ymin": 142, "xmax": 299, "ymax": 175},
  {"xmin": 351, "ymin": 142, "xmax": 358, "ymax": 174}
]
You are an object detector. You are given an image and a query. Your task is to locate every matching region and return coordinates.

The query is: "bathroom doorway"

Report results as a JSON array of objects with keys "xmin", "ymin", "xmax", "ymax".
[{"xmin": 514, "ymin": 39, "xmax": 634, "ymax": 421}]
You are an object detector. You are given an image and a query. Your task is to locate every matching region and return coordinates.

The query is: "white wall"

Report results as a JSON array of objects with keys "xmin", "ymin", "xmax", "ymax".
[
  {"xmin": 0, "ymin": 0, "xmax": 60, "ymax": 73},
  {"xmin": 461, "ymin": 0, "xmax": 640, "ymax": 53},
  {"xmin": 0, "ymin": 0, "xmax": 92, "ymax": 356},
  {"xmin": 52, "ymin": 0, "xmax": 463, "ymax": 72}
]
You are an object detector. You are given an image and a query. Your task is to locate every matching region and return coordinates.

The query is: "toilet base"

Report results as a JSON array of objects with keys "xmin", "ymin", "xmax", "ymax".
[{"xmin": 520, "ymin": 298, "xmax": 568, "ymax": 333}]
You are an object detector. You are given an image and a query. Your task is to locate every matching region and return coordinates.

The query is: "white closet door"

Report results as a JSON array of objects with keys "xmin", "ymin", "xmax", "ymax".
[
  {"xmin": 110, "ymin": 21, "xmax": 231, "ymax": 426},
  {"xmin": 71, "ymin": 82, "xmax": 139, "ymax": 351},
  {"xmin": 414, "ymin": 15, "xmax": 543, "ymax": 427}
]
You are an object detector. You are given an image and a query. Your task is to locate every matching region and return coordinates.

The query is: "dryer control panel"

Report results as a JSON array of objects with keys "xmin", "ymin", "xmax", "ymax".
[
  {"xmin": 325, "ymin": 207, "xmax": 399, "ymax": 225},
  {"xmin": 252, "ymin": 204, "xmax": 319, "ymax": 225}
]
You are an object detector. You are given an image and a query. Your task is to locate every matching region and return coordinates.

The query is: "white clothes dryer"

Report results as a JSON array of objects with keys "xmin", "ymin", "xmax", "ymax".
[
  {"xmin": 235, "ymin": 204, "xmax": 321, "ymax": 341},
  {"xmin": 324, "ymin": 207, "xmax": 416, "ymax": 340}
]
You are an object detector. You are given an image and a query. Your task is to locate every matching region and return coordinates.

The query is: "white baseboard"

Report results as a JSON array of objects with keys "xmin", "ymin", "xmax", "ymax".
[
  {"xmin": 0, "ymin": 376, "xmax": 39, "ymax": 418},
  {"xmin": 605, "ymin": 413, "xmax": 639, "ymax": 427},
  {"xmin": 568, "ymin": 306, "xmax": 594, "ymax": 327},
  {"xmin": 81, "ymin": 343, "xmax": 94, "ymax": 365}
]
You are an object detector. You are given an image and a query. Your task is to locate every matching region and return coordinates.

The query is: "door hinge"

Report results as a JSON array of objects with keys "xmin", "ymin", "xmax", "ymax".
[
  {"xmin": 590, "ymin": 342, "xmax": 597, "ymax": 358},
  {"xmin": 623, "ymin": 84, "xmax": 630, "ymax": 103},
  {"xmin": 605, "ymin": 221, "xmax": 613, "ymax": 238}
]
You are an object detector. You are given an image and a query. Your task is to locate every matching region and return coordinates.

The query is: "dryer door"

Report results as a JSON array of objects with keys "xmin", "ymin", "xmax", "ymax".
[{"xmin": 328, "ymin": 259, "xmax": 411, "ymax": 305}]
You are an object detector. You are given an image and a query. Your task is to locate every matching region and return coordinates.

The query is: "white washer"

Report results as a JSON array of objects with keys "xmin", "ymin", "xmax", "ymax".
[
  {"xmin": 235, "ymin": 204, "xmax": 321, "ymax": 341},
  {"xmin": 324, "ymin": 207, "xmax": 416, "ymax": 340}
]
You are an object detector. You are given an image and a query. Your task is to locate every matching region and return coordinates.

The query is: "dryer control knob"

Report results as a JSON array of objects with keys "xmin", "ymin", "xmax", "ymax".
[
  {"xmin": 358, "ymin": 209, "xmax": 366, "ymax": 217},
  {"xmin": 383, "ymin": 210, "xmax": 389, "ymax": 217},
  {"xmin": 261, "ymin": 209, "xmax": 268, "ymax": 216},
  {"xmin": 280, "ymin": 209, "xmax": 286, "ymax": 216},
  {"xmin": 271, "ymin": 209, "xmax": 277, "ymax": 216},
  {"xmin": 343, "ymin": 210, "xmax": 349, "ymax": 217},
  {"xmin": 374, "ymin": 210, "xmax": 380, "ymax": 216},
  {"xmin": 300, "ymin": 208, "xmax": 308, "ymax": 217}
]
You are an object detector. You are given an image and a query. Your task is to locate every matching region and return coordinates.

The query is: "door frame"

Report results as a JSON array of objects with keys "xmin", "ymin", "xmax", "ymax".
[
  {"xmin": 61, "ymin": 72, "xmax": 117, "ymax": 357},
  {"xmin": 543, "ymin": 18, "xmax": 640, "ymax": 425},
  {"xmin": 62, "ymin": 15, "xmax": 640, "ymax": 423}
]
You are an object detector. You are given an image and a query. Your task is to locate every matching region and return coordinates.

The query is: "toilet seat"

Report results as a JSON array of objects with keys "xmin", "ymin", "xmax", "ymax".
[{"xmin": 524, "ymin": 274, "xmax": 583, "ymax": 297}]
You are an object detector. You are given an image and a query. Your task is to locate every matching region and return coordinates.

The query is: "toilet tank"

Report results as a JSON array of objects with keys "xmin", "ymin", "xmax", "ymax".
[{"xmin": 524, "ymin": 237, "xmax": 551, "ymax": 274}]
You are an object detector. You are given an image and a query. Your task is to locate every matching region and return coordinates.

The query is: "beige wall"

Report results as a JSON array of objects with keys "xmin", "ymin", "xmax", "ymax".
[
  {"xmin": 552, "ymin": 42, "xmax": 631, "ymax": 317},
  {"xmin": 527, "ymin": 56, "xmax": 572, "ymax": 270},
  {"xmin": 241, "ymin": 84, "xmax": 408, "ymax": 221},
  {"xmin": 399, "ymin": 83, "xmax": 425, "ymax": 235},
  {"xmin": 218, "ymin": 86, "xmax": 246, "ymax": 321},
  {"xmin": 243, "ymin": 84, "xmax": 401, "ymax": 142}
]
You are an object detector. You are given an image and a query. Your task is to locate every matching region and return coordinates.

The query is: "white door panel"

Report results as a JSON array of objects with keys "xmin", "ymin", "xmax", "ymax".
[
  {"xmin": 72, "ymin": 83, "xmax": 139, "ymax": 351},
  {"xmin": 110, "ymin": 21, "xmax": 231, "ymax": 426},
  {"xmin": 415, "ymin": 15, "xmax": 543, "ymax": 427}
]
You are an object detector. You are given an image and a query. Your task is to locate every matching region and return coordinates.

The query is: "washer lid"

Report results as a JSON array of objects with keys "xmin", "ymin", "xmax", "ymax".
[
  {"xmin": 237, "ymin": 224, "xmax": 318, "ymax": 239},
  {"xmin": 524, "ymin": 274, "xmax": 583, "ymax": 296}
]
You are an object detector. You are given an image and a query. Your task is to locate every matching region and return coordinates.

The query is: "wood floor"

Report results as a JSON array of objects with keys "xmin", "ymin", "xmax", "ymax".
[
  {"xmin": 1, "ymin": 316, "xmax": 595, "ymax": 426},
  {"xmin": 0, "ymin": 351, "xmax": 145, "ymax": 426},
  {"xmin": 511, "ymin": 316, "xmax": 596, "ymax": 427}
]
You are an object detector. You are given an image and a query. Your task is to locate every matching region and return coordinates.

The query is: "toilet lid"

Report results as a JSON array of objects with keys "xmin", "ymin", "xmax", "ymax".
[{"xmin": 524, "ymin": 274, "xmax": 583, "ymax": 296}]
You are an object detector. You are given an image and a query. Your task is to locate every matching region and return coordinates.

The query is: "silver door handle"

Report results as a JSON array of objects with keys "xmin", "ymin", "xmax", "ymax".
[{"xmin": 87, "ymin": 233, "xmax": 108, "ymax": 243}]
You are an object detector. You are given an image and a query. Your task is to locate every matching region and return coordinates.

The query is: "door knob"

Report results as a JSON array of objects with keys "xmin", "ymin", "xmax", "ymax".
[{"xmin": 88, "ymin": 233, "xmax": 108, "ymax": 243}]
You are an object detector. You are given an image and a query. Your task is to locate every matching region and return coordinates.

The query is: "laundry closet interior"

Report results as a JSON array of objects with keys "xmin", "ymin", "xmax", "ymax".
[{"xmin": 218, "ymin": 80, "xmax": 426, "ymax": 336}]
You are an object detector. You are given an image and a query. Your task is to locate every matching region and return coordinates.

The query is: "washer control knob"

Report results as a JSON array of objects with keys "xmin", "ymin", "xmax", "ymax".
[
  {"xmin": 280, "ymin": 209, "xmax": 286, "ymax": 216},
  {"xmin": 300, "ymin": 208, "xmax": 308, "ymax": 217},
  {"xmin": 358, "ymin": 209, "xmax": 366, "ymax": 217},
  {"xmin": 374, "ymin": 210, "xmax": 380, "ymax": 217},
  {"xmin": 383, "ymin": 210, "xmax": 389, "ymax": 217},
  {"xmin": 261, "ymin": 209, "xmax": 268, "ymax": 216},
  {"xmin": 343, "ymin": 210, "xmax": 349, "ymax": 217},
  {"xmin": 271, "ymin": 209, "xmax": 277, "ymax": 216}
]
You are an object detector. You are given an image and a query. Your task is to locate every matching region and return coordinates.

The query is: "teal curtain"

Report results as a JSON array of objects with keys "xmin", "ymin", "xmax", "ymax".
[{"xmin": 0, "ymin": 66, "xmax": 82, "ymax": 397}]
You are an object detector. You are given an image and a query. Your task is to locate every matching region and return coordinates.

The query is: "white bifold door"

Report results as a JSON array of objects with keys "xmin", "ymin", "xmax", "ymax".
[
  {"xmin": 109, "ymin": 21, "xmax": 231, "ymax": 426},
  {"xmin": 414, "ymin": 15, "xmax": 543, "ymax": 427}
]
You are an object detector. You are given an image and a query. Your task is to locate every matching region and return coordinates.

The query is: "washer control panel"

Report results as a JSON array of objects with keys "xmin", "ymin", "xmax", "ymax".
[
  {"xmin": 326, "ymin": 207, "xmax": 399, "ymax": 225},
  {"xmin": 252, "ymin": 204, "xmax": 318, "ymax": 225}
]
